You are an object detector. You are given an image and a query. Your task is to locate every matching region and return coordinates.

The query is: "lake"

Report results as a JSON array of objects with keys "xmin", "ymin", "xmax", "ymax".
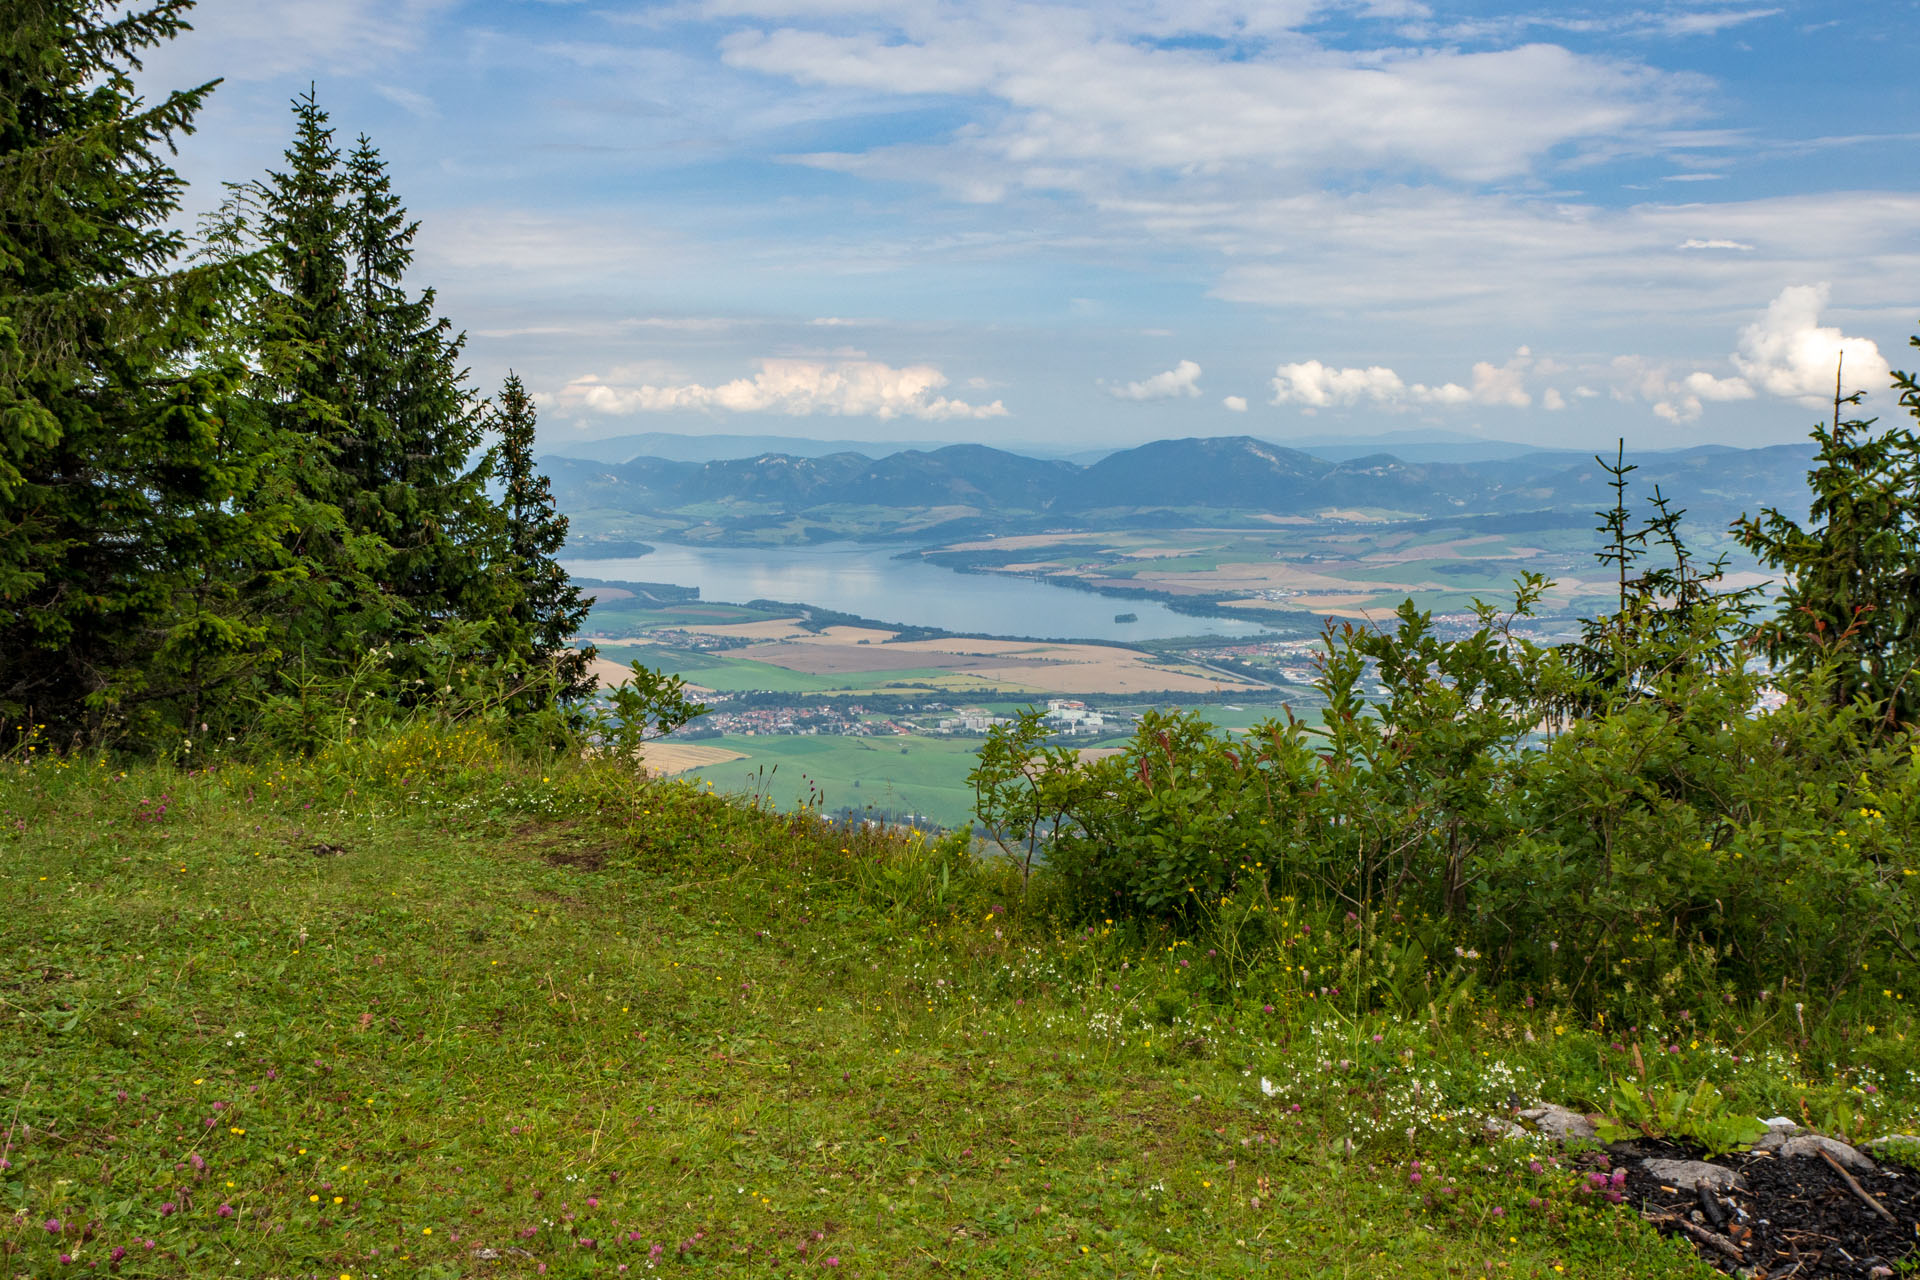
[{"xmin": 562, "ymin": 542, "xmax": 1273, "ymax": 642}]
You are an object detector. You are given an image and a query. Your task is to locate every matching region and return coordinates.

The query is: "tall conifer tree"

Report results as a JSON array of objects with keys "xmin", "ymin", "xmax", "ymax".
[
  {"xmin": 0, "ymin": 0, "xmax": 251, "ymax": 740},
  {"xmin": 340, "ymin": 134, "xmax": 496, "ymax": 638},
  {"xmin": 494, "ymin": 373, "xmax": 594, "ymax": 702},
  {"xmin": 1734, "ymin": 350, "xmax": 1920, "ymax": 727}
]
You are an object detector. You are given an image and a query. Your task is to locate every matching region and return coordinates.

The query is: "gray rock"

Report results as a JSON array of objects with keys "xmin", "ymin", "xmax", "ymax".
[
  {"xmin": 1761, "ymin": 1116, "xmax": 1800, "ymax": 1133},
  {"xmin": 1778, "ymin": 1134, "xmax": 1875, "ymax": 1171},
  {"xmin": 1483, "ymin": 1117, "xmax": 1529, "ymax": 1141},
  {"xmin": 1640, "ymin": 1158, "xmax": 1744, "ymax": 1192},
  {"xmin": 1754, "ymin": 1131, "xmax": 1786, "ymax": 1152},
  {"xmin": 1517, "ymin": 1103, "xmax": 1597, "ymax": 1143},
  {"xmin": 1865, "ymin": 1134, "xmax": 1920, "ymax": 1156}
]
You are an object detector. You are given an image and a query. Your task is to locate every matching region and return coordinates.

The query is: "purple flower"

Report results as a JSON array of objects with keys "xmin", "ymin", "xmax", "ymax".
[
  {"xmin": 825, "ymin": 1258, "xmax": 841, "ymax": 1268},
  {"xmin": 585, "ymin": 1197, "xmax": 598, "ymax": 1209},
  {"xmin": 1262, "ymin": 1004, "xmax": 1274, "ymax": 1014},
  {"xmin": 159, "ymin": 1203, "xmax": 176, "ymax": 1217},
  {"xmin": 1490, "ymin": 1206, "xmax": 1505, "ymax": 1217},
  {"xmin": 189, "ymin": 1153, "xmax": 205, "ymax": 1171},
  {"xmin": 44, "ymin": 1218, "xmax": 62, "ymax": 1234},
  {"xmin": 59, "ymin": 1253, "xmax": 73, "ymax": 1265},
  {"xmin": 217, "ymin": 1204, "xmax": 234, "ymax": 1218},
  {"xmin": 1611, "ymin": 1170, "xmax": 1628, "ymax": 1188},
  {"xmin": 111, "ymin": 1246, "xmax": 126, "ymax": 1262},
  {"xmin": 1605, "ymin": 1190, "xmax": 1624, "ymax": 1204}
]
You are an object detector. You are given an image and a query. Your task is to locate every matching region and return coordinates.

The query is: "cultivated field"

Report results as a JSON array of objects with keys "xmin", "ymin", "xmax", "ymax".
[{"xmin": 613, "ymin": 619, "xmax": 1257, "ymax": 696}]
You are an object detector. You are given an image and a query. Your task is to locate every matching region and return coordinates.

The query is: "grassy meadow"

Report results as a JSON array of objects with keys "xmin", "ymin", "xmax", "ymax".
[{"xmin": 2, "ymin": 728, "xmax": 1914, "ymax": 1278}]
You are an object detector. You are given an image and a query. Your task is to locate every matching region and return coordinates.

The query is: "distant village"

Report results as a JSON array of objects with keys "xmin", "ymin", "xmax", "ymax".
[{"xmin": 687, "ymin": 696, "xmax": 1121, "ymax": 740}]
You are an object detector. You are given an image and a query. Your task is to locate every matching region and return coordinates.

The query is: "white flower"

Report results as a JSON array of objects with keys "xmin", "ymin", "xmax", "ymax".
[{"xmin": 1260, "ymin": 1077, "xmax": 1279, "ymax": 1098}]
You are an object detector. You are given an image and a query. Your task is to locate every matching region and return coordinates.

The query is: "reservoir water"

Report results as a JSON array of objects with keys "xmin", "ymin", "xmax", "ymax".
[{"xmin": 563, "ymin": 542, "xmax": 1272, "ymax": 642}]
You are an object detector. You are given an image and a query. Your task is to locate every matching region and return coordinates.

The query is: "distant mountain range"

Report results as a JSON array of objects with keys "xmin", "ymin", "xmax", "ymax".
[{"xmin": 542, "ymin": 434, "xmax": 1819, "ymax": 546}]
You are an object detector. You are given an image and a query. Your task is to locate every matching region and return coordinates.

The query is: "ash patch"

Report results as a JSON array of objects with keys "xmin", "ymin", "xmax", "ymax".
[{"xmin": 1622, "ymin": 1141, "xmax": 1919, "ymax": 1278}]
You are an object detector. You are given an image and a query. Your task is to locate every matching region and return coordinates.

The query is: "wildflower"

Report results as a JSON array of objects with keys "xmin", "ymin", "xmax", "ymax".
[
  {"xmin": 44, "ymin": 1218, "xmax": 61, "ymax": 1234},
  {"xmin": 159, "ymin": 1202, "xmax": 176, "ymax": 1217},
  {"xmin": 218, "ymin": 1203, "xmax": 235, "ymax": 1218}
]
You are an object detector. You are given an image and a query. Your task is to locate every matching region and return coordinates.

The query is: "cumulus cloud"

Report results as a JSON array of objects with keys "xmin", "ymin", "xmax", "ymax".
[
  {"xmin": 1542, "ymin": 387, "xmax": 1567, "ymax": 410},
  {"xmin": 1271, "ymin": 361, "xmax": 1409, "ymax": 407},
  {"xmin": 1106, "ymin": 359, "xmax": 1203, "ymax": 401},
  {"xmin": 1222, "ymin": 395, "xmax": 1249, "ymax": 412},
  {"xmin": 555, "ymin": 358, "xmax": 1007, "ymax": 421},
  {"xmin": 1731, "ymin": 283, "xmax": 1892, "ymax": 403},
  {"xmin": 1610, "ymin": 284, "xmax": 1889, "ymax": 422},
  {"xmin": 1270, "ymin": 349, "xmax": 1533, "ymax": 410},
  {"xmin": 1610, "ymin": 356, "xmax": 1754, "ymax": 423}
]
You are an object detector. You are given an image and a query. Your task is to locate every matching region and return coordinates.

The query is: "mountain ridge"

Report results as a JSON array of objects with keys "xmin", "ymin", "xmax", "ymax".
[{"xmin": 543, "ymin": 434, "xmax": 1819, "ymax": 544}]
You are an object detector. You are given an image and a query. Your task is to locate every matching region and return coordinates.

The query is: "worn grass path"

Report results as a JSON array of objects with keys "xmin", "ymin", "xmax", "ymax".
[{"xmin": 0, "ymin": 743, "xmax": 1710, "ymax": 1278}]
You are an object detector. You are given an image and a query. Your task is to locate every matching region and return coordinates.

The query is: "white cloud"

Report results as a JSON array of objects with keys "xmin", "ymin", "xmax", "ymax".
[
  {"xmin": 1466, "ymin": 352, "xmax": 1533, "ymax": 408},
  {"xmin": 1271, "ymin": 360, "xmax": 1407, "ymax": 408},
  {"xmin": 1222, "ymin": 395, "xmax": 1248, "ymax": 412},
  {"xmin": 556, "ymin": 358, "xmax": 1007, "ymax": 420},
  {"xmin": 139, "ymin": 0, "xmax": 457, "ymax": 82},
  {"xmin": 740, "ymin": 7, "xmax": 1707, "ymax": 197},
  {"xmin": 1678, "ymin": 238, "xmax": 1755, "ymax": 251},
  {"xmin": 1542, "ymin": 387, "xmax": 1567, "ymax": 410},
  {"xmin": 1270, "ymin": 348, "xmax": 1534, "ymax": 410},
  {"xmin": 1106, "ymin": 359, "xmax": 1203, "ymax": 401},
  {"xmin": 1610, "ymin": 355, "xmax": 1753, "ymax": 423},
  {"xmin": 1730, "ymin": 283, "xmax": 1892, "ymax": 404},
  {"xmin": 1608, "ymin": 283, "xmax": 1893, "ymax": 422}
]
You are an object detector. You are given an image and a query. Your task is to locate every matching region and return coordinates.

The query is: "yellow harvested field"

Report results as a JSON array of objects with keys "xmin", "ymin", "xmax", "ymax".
[
  {"xmin": 1076, "ymin": 747, "xmax": 1125, "ymax": 764},
  {"xmin": 1221, "ymin": 594, "xmax": 1381, "ymax": 617},
  {"xmin": 587, "ymin": 657, "xmax": 713, "ymax": 694},
  {"xmin": 631, "ymin": 618, "xmax": 1255, "ymax": 695},
  {"xmin": 640, "ymin": 742, "xmax": 748, "ymax": 776}
]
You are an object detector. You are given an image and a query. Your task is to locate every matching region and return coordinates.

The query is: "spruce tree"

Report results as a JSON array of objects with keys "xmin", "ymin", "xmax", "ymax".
[
  {"xmin": 1733, "ymin": 347, "xmax": 1920, "ymax": 728},
  {"xmin": 247, "ymin": 89, "xmax": 399, "ymax": 672},
  {"xmin": 494, "ymin": 372, "xmax": 595, "ymax": 702},
  {"xmin": 0, "ymin": 0, "xmax": 249, "ymax": 740},
  {"xmin": 339, "ymin": 133, "xmax": 497, "ymax": 639}
]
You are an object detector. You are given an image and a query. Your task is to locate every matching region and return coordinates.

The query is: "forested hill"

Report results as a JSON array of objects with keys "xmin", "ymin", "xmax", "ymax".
[{"xmin": 543, "ymin": 434, "xmax": 1818, "ymax": 541}]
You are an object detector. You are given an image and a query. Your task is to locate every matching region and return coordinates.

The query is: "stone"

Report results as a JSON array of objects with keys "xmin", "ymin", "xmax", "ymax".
[
  {"xmin": 1517, "ymin": 1103, "xmax": 1597, "ymax": 1143},
  {"xmin": 1483, "ymin": 1117, "xmax": 1528, "ymax": 1141},
  {"xmin": 1640, "ymin": 1158, "xmax": 1744, "ymax": 1192},
  {"xmin": 1864, "ymin": 1134, "xmax": 1920, "ymax": 1156},
  {"xmin": 1778, "ymin": 1134, "xmax": 1875, "ymax": 1172}
]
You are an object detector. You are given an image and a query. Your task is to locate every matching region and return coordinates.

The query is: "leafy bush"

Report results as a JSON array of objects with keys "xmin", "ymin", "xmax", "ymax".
[{"xmin": 971, "ymin": 579, "xmax": 1920, "ymax": 1013}]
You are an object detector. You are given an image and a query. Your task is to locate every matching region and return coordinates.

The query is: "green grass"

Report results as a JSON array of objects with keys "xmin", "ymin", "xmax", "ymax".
[
  {"xmin": 593, "ymin": 646, "xmax": 850, "ymax": 695},
  {"xmin": 2, "ymin": 730, "xmax": 1907, "ymax": 1277},
  {"xmin": 679, "ymin": 733, "xmax": 983, "ymax": 829}
]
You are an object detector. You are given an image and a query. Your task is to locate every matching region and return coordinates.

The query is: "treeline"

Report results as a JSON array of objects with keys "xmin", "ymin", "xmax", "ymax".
[
  {"xmin": 1, "ymin": 2, "xmax": 590, "ymax": 751},
  {"xmin": 974, "ymin": 372, "xmax": 1920, "ymax": 1011}
]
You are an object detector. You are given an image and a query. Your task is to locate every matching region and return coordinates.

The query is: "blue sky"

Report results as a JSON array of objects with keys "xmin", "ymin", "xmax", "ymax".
[{"xmin": 146, "ymin": 0, "xmax": 1920, "ymax": 451}]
